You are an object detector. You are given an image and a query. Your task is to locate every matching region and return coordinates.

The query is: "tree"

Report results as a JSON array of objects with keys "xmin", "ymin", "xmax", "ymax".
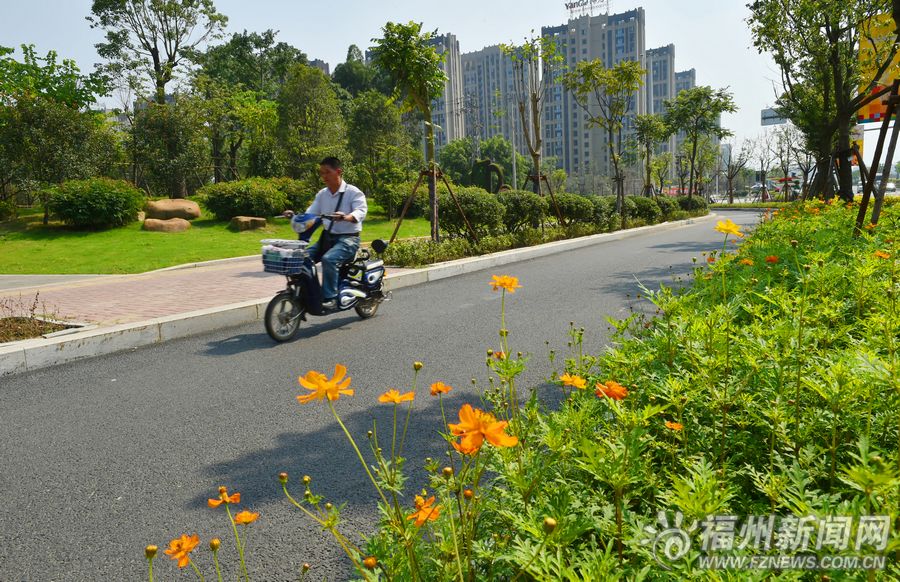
[
  {"xmin": 633, "ymin": 113, "xmax": 670, "ymax": 197},
  {"xmin": 748, "ymin": 0, "xmax": 900, "ymax": 201},
  {"xmin": 663, "ymin": 86, "xmax": 735, "ymax": 198},
  {"xmin": 191, "ymin": 30, "xmax": 306, "ymax": 99},
  {"xmin": 371, "ymin": 21, "xmax": 448, "ymax": 242},
  {"xmin": 438, "ymin": 138, "xmax": 475, "ymax": 185},
  {"xmin": 652, "ymin": 152, "xmax": 672, "ymax": 194},
  {"xmin": 501, "ymin": 36, "xmax": 562, "ymax": 196},
  {"xmin": 333, "ymin": 44, "xmax": 381, "ymax": 97},
  {"xmin": 0, "ymin": 45, "xmax": 107, "ymax": 107},
  {"xmin": 675, "ymin": 149, "xmax": 690, "ymax": 195},
  {"xmin": 277, "ymin": 63, "xmax": 346, "ymax": 191},
  {"xmin": 772, "ymin": 124, "xmax": 798, "ymax": 200},
  {"xmin": 347, "ymin": 90, "xmax": 411, "ymax": 198},
  {"xmin": 722, "ymin": 140, "xmax": 751, "ymax": 204},
  {"xmin": 89, "ymin": 0, "xmax": 227, "ymax": 103},
  {"xmin": 753, "ymin": 131, "xmax": 777, "ymax": 201},
  {"xmin": 563, "ymin": 59, "xmax": 645, "ymax": 226}
]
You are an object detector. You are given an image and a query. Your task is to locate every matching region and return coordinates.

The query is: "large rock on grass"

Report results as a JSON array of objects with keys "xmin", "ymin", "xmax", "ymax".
[
  {"xmin": 143, "ymin": 218, "xmax": 192, "ymax": 233},
  {"xmin": 229, "ymin": 216, "xmax": 267, "ymax": 231},
  {"xmin": 145, "ymin": 199, "xmax": 201, "ymax": 221}
]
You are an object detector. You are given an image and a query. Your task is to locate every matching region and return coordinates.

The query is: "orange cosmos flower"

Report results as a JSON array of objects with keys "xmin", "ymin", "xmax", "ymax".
[
  {"xmin": 665, "ymin": 421, "xmax": 684, "ymax": 431},
  {"xmin": 714, "ymin": 219, "xmax": 744, "ymax": 238},
  {"xmin": 864, "ymin": 223, "xmax": 877, "ymax": 231},
  {"xmin": 559, "ymin": 373, "xmax": 587, "ymax": 390},
  {"xmin": 378, "ymin": 389, "xmax": 415, "ymax": 404},
  {"xmin": 492, "ymin": 350, "xmax": 507, "ymax": 360},
  {"xmin": 208, "ymin": 486, "xmax": 240, "ymax": 508},
  {"xmin": 706, "ymin": 256, "xmax": 716, "ymax": 264},
  {"xmin": 765, "ymin": 255, "xmax": 779, "ymax": 264},
  {"xmin": 490, "ymin": 275, "xmax": 522, "ymax": 293},
  {"xmin": 595, "ymin": 380, "xmax": 629, "ymax": 400},
  {"xmin": 233, "ymin": 510, "xmax": 259, "ymax": 525},
  {"xmin": 164, "ymin": 534, "xmax": 199, "ymax": 568},
  {"xmin": 407, "ymin": 495, "xmax": 441, "ymax": 526},
  {"xmin": 449, "ymin": 404, "xmax": 518, "ymax": 455},
  {"xmin": 430, "ymin": 381, "xmax": 453, "ymax": 396},
  {"xmin": 739, "ymin": 258, "xmax": 754, "ymax": 266},
  {"xmin": 875, "ymin": 250, "xmax": 891, "ymax": 259},
  {"xmin": 297, "ymin": 364, "xmax": 354, "ymax": 404}
]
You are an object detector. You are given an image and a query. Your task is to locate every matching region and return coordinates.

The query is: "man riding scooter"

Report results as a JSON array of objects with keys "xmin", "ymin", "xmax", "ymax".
[{"xmin": 284, "ymin": 157, "xmax": 368, "ymax": 311}]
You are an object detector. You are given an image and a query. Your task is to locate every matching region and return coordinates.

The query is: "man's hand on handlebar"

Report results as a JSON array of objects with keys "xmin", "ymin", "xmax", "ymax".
[{"xmin": 282, "ymin": 210, "xmax": 295, "ymax": 219}]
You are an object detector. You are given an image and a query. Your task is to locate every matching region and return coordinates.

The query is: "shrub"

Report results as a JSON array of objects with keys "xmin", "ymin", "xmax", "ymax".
[
  {"xmin": 0, "ymin": 198, "xmax": 16, "ymax": 221},
  {"xmin": 377, "ymin": 180, "xmax": 443, "ymax": 219},
  {"xmin": 654, "ymin": 195, "xmax": 678, "ymax": 218},
  {"xmin": 199, "ymin": 178, "xmax": 290, "ymax": 221},
  {"xmin": 270, "ymin": 177, "xmax": 317, "ymax": 213},
  {"xmin": 630, "ymin": 196, "xmax": 662, "ymax": 224},
  {"xmin": 676, "ymin": 195, "xmax": 708, "ymax": 212},
  {"xmin": 589, "ymin": 195, "xmax": 617, "ymax": 230},
  {"xmin": 436, "ymin": 186, "xmax": 505, "ymax": 238},
  {"xmin": 46, "ymin": 178, "xmax": 144, "ymax": 228},
  {"xmin": 554, "ymin": 192, "xmax": 594, "ymax": 224},
  {"xmin": 497, "ymin": 190, "xmax": 548, "ymax": 233}
]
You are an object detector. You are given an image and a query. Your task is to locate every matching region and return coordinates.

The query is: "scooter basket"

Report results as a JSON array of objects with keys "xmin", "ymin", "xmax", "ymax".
[
  {"xmin": 262, "ymin": 255, "xmax": 305, "ymax": 275},
  {"xmin": 261, "ymin": 240, "xmax": 308, "ymax": 275}
]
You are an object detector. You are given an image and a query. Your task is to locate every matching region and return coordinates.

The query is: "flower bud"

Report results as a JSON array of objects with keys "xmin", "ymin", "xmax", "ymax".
[
  {"xmin": 364, "ymin": 556, "xmax": 377, "ymax": 570},
  {"xmin": 543, "ymin": 517, "xmax": 557, "ymax": 534},
  {"xmin": 790, "ymin": 239, "xmax": 798, "ymax": 247},
  {"xmin": 218, "ymin": 486, "xmax": 228, "ymax": 496},
  {"xmin": 413, "ymin": 361, "xmax": 424, "ymax": 371},
  {"xmin": 367, "ymin": 430, "xmax": 373, "ymax": 439},
  {"xmin": 463, "ymin": 489, "xmax": 474, "ymax": 500},
  {"xmin": 145, "ymin": 545, "xmax": 158, "ymax": 559},
  {"xmin": 302, "ymin": 475, "xmax": 311, "ymax": 485},
  {"xmin": 425, "ymin": 457, "xmax": 433, "ymax": 464},
  {"xmin": 499, "ymin": 328, "xmax": 508, "ymax": 337},
  {"xmin": 486, "ymin": 349, "xmax": 494, "ymax": 356},
  {"xmin": 325, "ymin": 502, "xmax": 333, "ymax": 511},
  {"xmin": 278, "ymin": 472, "xmax": 288, "ymax": 484},
  {"xmin": 302, "ymin": 563, "xmax": 311, "ymax": 573},
  {"xmin": 210, "ymin": 538, "xmax": 221, "ymax": 552},
  {"xmin": 442, "ymin": 466, "xmax": 454, "ymax": 479}
]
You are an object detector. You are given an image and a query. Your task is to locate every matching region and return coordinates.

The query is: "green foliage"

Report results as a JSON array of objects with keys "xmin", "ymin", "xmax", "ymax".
[
  {"xmin": 198, "ymin": 178, "xmax": 289, "ymax": 220},
  {"xmin": 587, "ymin": 195, "xmax": 617, "ymax": 229},
  {"xmin": 629, "ymin": 195, "xmax": 662, "ymax": 223},
  {"xmin": 377, "ymin": 179, "xmax": 444, "ymax": 219},
  {"xmin": 370, "ymin": 21, "xmax": 447, "ymax": 114},
  {"xmin": 554, "ymin": 192, "xmax": 595, "ymax": 224},
  {"xmin": 470, "ymin": 158, "xmax": 504, "ymax": 193},
  {"xmin": 47, "ymin": 178, "xmax": 144, "ymax": 228},
  {"xmin": 132, "ymin": 99, "xmax": 210, "ymax": 198},
  {"xmin": 497, "ymin": 190, "xmax": 548, "ymax": 233},
  {"xmin": 654, "ymin": 195, "xmax": 678, "ymax": 218},
  {"xmin": 347, "ymin": 90, "xmax": 414, "ymax": 199},
  {"xmin": 676, "ymin": 195, "xmax": 708, "ymax": 212},
  {"xmin": 276, "ymin": 63, "xmax": 347, "ymax": 190},
  {"xmin": 0, "ymin": 44, "xmax": 107, "ymax": 107},
  {"xmin": 436, "ymin": 186, "xmax": 504, "ymax": 238}
]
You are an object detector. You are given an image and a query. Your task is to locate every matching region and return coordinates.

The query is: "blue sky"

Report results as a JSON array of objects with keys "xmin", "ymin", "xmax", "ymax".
[{"xmin": 2, "ymin": 0, "xmax": 782, "ymax": 145}]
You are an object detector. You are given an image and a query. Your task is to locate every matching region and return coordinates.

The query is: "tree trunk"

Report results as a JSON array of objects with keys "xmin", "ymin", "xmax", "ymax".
[
  {"xmin": 426, "ymin": 110, "xmax": 439, "ymax": 242},
  {"xmin": 836, "ymin": 116, "xmax": 854, "ymax": 202},
  {"xmin": 688, "ymin": 133, "xmax": 699, "ymax": 198},
  {"xmin": 212, "ymin": 130, "xmax": 224, "ymax": 184},
  {"xmin": 727, "ymin": 177, "xmax": 734, "ymax": 204},
  {"xmin": 530, "ymin": 152, "xmax": 542, "ymax": 195}
]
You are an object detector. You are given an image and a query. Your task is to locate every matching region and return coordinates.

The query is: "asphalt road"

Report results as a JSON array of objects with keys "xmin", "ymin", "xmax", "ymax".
[{"xmin": 0, "ymin": 210, "xmax": 762, "ymax": 581}]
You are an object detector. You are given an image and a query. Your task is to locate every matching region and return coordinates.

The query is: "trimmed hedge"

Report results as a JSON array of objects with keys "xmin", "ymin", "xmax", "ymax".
[
  {"xmin": 554, "ymin": 192, "xmax": 595, "ymax": 224},
  {"xmin": 498, "ymin": 190, "xmax": 548, "ymax": 233},
  {"xmin": 436, "ymin": 186, "xmax": 505, "ymax": 237},
  {"xmin": 676, "ymin": 195, "xmax": 708, "ymax": 212},
  {"xmin": 654, "ymin": 195, "xmax": 678, "ymax": 218},
  {"xmin": 199, "ymin": 178, "xmax": 290, "ymax": 221},
  {"xmin": 630, "ymin": 196, "xmax": 662, "ymax": 223},
  {"xmin": 47, "ymin": 178, "xmax": 145, "ymax": 228}
]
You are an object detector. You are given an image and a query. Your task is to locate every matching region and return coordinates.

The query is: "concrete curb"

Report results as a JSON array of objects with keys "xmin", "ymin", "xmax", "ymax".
[{"xmin": 0, "ymin": 213, "xmax": 715, "ymax": 376}]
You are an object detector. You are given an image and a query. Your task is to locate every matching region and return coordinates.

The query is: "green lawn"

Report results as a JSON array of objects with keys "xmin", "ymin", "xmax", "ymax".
[{"xmin": 0, "ymin": 206, "xmax": 431, "ymax": 274}]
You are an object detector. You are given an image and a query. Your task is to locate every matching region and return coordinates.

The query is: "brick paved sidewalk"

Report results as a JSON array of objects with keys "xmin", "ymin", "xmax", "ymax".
[{"xmin": 0, "ymin": 258, "xmax": 412, "ymax": 327}]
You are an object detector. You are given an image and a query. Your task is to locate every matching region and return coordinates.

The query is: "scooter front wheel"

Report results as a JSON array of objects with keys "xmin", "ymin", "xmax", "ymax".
[
  {"xmin": 354, "ymin": 299, "xmax": 379, "ymax": 319},
  {"xmin": 265, "ymin": 292, "xmax": 303, "ymax": 342}
]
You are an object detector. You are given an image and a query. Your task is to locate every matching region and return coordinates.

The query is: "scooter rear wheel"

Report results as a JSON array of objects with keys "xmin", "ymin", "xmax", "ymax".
[
  {"xmin": 265, "ymin": 292, "xmax": 303, "ymax": 342},
  {"xmin": 354, "ymin": 299, "xmax": 379, "ymax": 319}
]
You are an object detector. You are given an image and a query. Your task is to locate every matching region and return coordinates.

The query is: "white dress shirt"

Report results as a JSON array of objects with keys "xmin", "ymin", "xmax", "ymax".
[{"xmin": 305, "ymin": 180, "xmax": 367, "ymax": 235}]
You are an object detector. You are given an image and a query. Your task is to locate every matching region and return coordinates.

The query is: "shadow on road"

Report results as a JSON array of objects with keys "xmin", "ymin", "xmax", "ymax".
[{"xmin": 205, "ymin": 315, "xmax": 361, "ymax": 356}]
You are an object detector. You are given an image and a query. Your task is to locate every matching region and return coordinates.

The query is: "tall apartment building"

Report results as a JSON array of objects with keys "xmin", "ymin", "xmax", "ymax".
[
  {"xmin": 645, "ymin": 44, "xmax": 676, "ymax": 157},
  {"xmin": 309, "ymin": 59, "xmax": 330, "ymax": 76},
  {"xmin": 541, "ymin": 8, "xmax": 647, "ymax": 177},
  {"xmin": 428, "ymin": 33, "xmax": 466, "ymax": 153},
  {"xmin": 460, "ymin": 45, "xmax": 529, "ymax": 159},
  {"xmin": 674, "ymin": 68, "xmax": 697, "ymax": 152}
]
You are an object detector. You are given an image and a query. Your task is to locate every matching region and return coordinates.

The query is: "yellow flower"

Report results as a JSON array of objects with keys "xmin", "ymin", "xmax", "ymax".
[
  {"xmin": 233, "ymin": 510, "xmax": 259, "ymax": 525},
  {"xmin": 449, "ymin": 404, "xmax": 519, "ymax": 455},
  {"xmin": 875, "ymin": 250, "xmax": 891, "ymax": 259},
  {"xmin": 297, "ymin": 365, "xmax": 354, "ymax": 404},
  {"xmin": 560, "ymin": 373, "xmax": 587, "ymax": 390},
  {"xmin": 714, "ymin": 219, "xmax": 744, "ymax": 238},
  {"xmin": 378, "ymin": 389, "xmax": 415, "ymax": 404},
  {"xmin": 490, "ymin": 275, "xmax": 522, "ymax": 293},
  {"xmin": 407, "ymin": 495, "xmax": 441, "ymax": 526},
  {"xmin": 430, "ymin": 381, "xmax": 453, "ymax": 396},
  {"xmin": 164, "ymin": 534, "xmax": 199, "ymax": 569}
]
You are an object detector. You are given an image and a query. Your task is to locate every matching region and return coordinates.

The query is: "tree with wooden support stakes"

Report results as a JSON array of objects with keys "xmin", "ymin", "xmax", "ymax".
[
  {"xmin": 370, "ymin": 21, "xmax": 448, "ymax": 242},
  {"xmin": 500, "ymin": 35, "xmax": 565, "ymax": 224},
  {"xmin": 633, "ymin": 113, "xmax": 670, "ymax": 198},
  {"xmin": 562, "ymin": 59, "xmax": 645, "ymax": 229},
  {"xmin": 855, "ymin": 80, "xmax": 900, "ymax": 235}
]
